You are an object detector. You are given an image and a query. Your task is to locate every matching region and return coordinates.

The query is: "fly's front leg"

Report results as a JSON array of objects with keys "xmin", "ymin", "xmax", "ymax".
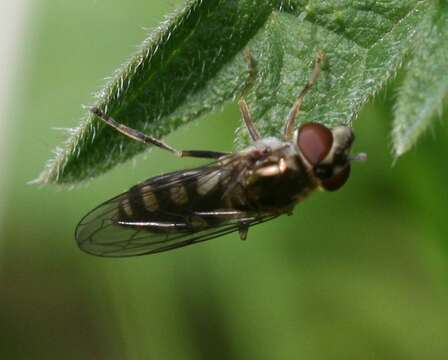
[
  {"xmin": 238, "ymin": 49, "xmax": 262, "ymax": 143},
  {"xmin": 241, "ymin": 48, "xmax": 257, "ymax": 98},
  {"xmin": 238, "ymin": 99, "xmax": 261, "ymax": 142},
  {"xmin": 91, "ymin": 107, "xmax": 228, "ymax": 159},
  {"xmin": 283, "ymin": 51, "xmax": 325, "ymax": 139}
]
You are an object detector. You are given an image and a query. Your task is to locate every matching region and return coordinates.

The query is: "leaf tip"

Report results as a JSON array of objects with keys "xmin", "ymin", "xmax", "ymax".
[{"xmin": 392, "ymin": 142, "xmax": 407, "ymax": 159}]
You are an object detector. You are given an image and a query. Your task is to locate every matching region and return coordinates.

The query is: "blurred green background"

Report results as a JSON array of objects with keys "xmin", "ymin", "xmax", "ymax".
[{"xmin": 1, "ymin": 1, "xmax": 448, "ymax": 359}]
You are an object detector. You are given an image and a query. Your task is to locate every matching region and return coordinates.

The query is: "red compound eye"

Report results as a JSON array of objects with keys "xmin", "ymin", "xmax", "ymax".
[
  {"xmin": 321, "ymin": 165, "xmax": 351, "ymax": 191},
  {"xmin": 297, "ymin": 123, "xmax": 333, "ymax": 165}
]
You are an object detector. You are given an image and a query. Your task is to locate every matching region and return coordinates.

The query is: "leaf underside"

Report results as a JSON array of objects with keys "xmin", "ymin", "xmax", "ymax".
[
  {"xmin": 393, "ymin": 1, "xmax": 448, "ymax": 157},
  {"xmin": 37, "ymin": 0, "xmax": 432, "ymax": 185}
]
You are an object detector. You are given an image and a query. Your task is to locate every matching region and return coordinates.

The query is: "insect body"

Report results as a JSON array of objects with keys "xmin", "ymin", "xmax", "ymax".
[{"xmin": 76, "ymin": 53, "xmax": 366, "ymax": 257}]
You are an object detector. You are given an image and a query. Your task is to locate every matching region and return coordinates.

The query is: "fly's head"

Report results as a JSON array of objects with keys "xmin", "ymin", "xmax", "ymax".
[{"xmin": 295, "ymin": 123, "xmax": 366, "ymax": 191}]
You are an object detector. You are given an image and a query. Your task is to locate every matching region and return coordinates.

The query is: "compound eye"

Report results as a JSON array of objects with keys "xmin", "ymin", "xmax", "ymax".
[
  {"xmin": 321, "ymin": 165, "xmax": 351, "ymax": 191},
  {"xmin": 298, "ymin": 123, "xmax": 333, "ymax": 166},
  {"xmin": 314, "ymin": 165, "xmax": 333, "ymax": 180}
]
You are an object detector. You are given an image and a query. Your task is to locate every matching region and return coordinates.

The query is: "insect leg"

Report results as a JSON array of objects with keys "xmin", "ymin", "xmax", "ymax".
[
  {"xmin": 241, "ymin": 48, "xmax": 257, "ymax": 98},
  {"xmin": 179, "ymin": 150, "xmax": 228, "ymax": 159},
  {"xmin": 238, "ymin": 99, "xmax": 261, "ymax": 142},
  {"xmin": 238, "ymin": 48, "xmax": 261, "ymax": 142},
  {"xmin": 238, "ymin": 222, "xmax": 249, "ymax": 240},
  {"xmin": 283, "ymin": 51, "xmax": 325, "ymax": 140},
  {"xmin": 92, "ymin": 107, "xmax": 228, "ymax": 159}
]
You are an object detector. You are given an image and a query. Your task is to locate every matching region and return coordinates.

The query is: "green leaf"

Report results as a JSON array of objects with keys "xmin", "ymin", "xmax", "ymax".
[
  {"xmin": 393, "ymin": 1, "xmax": 448, "ymax": 157},
  {"xmin": 37, "ymin": 0, "xmax": 431, "ymax": 185}
]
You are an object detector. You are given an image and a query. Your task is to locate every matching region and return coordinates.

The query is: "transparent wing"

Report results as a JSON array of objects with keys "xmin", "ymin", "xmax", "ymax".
[
  {"xmin": 76, "ymin": 209, "xmax": 277, "ymax": 257},
  {"xmin": 75, "ymin": 157, "xmax": 279, "ymax": 257}
]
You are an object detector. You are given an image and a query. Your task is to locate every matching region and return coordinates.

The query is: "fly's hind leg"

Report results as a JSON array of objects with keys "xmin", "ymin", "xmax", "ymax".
[
  {"xmin": 283, "ymin": 51, "xmax": 325, "ymax": 139},
  {"xmin": 92, "ymin": 107, "xmax": 228, "ymax": 159}
]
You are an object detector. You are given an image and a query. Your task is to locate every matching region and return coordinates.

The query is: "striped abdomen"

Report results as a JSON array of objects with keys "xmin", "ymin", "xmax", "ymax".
[{"xmin": 117, "ymin": 168, "xmax": 235, "ymax": 227}]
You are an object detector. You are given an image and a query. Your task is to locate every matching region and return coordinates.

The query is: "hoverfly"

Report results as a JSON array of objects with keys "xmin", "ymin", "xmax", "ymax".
[{"xmin": 76, "ymin": 52, "xmax": 366, "ymax": 257}]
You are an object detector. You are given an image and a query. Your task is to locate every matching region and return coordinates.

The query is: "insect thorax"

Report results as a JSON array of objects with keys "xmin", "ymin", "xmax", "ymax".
[{"xmin": 236, "ymin": 139, "xmax": 316, "ymax": 210}]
